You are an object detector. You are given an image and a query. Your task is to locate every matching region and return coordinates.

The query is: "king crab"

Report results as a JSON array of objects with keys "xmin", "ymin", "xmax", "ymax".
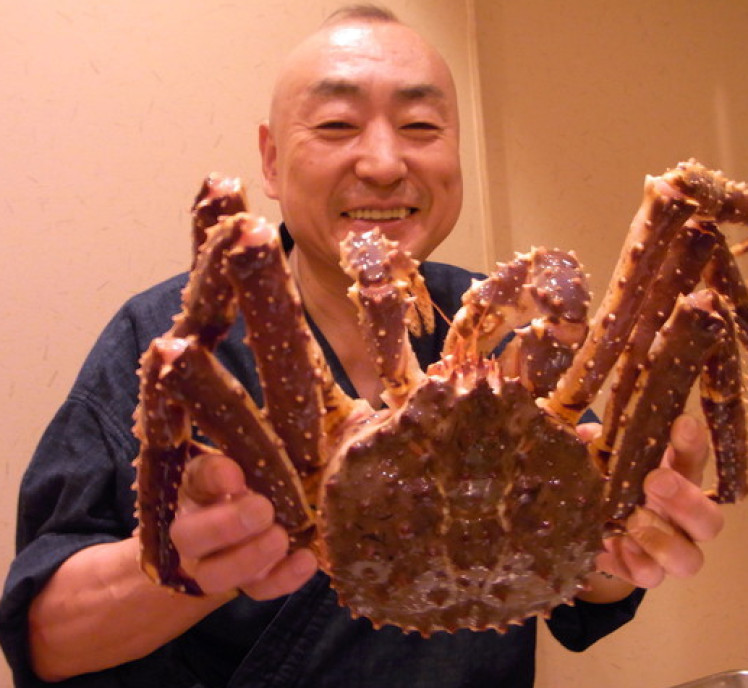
[{"xmin": 134, "ymin": 161, "xmax": 748, "ymax": 634}]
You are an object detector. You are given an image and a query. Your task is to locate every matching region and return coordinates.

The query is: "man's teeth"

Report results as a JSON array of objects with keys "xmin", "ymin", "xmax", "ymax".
[{"xmin": 345, "ymin": 208, "xmax": 411, "ymax": 221}]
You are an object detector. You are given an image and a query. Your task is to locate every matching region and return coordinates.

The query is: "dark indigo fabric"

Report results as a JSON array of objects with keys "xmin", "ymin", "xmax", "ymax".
[{"xmin": 0, "ymin": 251, "xmax": 644, "ymax": 687}]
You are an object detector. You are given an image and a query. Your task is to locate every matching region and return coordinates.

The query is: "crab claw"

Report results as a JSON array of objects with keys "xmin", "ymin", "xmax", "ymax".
[{"xmin": 340, "ymin": 228, "xmax": 430, "ymax": 408}]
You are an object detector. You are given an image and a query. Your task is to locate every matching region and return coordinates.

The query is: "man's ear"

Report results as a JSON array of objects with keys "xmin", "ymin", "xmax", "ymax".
[{"xmin": 259, "ymin": 121, "xmax": 279, "ymax": 200}]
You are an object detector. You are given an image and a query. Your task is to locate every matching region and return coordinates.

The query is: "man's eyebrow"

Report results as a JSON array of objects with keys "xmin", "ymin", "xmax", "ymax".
[
  {"xmin": 394, "ymin": 83, "xmax": 446, "ymax": 102},
  {"xmin": 308, "ymin": 79, "xmax": 361, "ymax": 98},
  {"xmin": 307, "ymin": 79, "xmax": 445, "ymax": 102}
]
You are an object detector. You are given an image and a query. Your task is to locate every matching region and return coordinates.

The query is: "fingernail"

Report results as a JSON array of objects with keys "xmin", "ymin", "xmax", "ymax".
[
  {"xmin": 238, "ymin": 494, "xmax": 274, "ymax": 534},
  {"xmin": 646, "ymin": 469, "xmax": 679, "ymax": 499},
  {"xmin": 675, "ymin": 414, "xmax": 699, "ymax": 442},
  {"xmin": 258, "ymin": 527, "xmax": 287, "ymax": 555},
  {"xmin": 628, "ymin": 506, "xmax": 676, "ymax": 538},
  {"xmin": 627, "ymin": 506, "xmax": 652, "ymax": 532},
  {"xmin": 621, "ymin": 534, "xmax": 645, "ymax": 556},
  {"xmin": 292, "ymin": 550, "xmax": 318, "ymax": 577}
]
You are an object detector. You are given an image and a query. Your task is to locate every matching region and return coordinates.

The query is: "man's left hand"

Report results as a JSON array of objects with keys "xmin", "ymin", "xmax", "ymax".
[{"xmin": 594, "ymin": 414, "xmax": 725, "ymax": 588}]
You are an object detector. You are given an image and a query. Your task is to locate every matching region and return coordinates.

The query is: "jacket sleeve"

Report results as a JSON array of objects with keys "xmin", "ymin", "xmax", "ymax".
[
  {"xmin": 545, "ymin": 588, "xmax": 646, "ymax": 652},
  {"xmin": 0, "ymin": 305, "xmax": 146, "ymax": 687}
]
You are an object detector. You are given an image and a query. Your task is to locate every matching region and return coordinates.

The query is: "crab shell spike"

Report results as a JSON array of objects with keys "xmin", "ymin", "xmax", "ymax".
[
  {"xmin": 730, "ymin": 238, "xmax": 748, "ymax": 257},
  {"xmin": 604, "ymin": 290, "xmax": 735, "ymax": 522},
  {"xmin": 191, "ymin": 173, "xmax": 249, "ymax": 266}
]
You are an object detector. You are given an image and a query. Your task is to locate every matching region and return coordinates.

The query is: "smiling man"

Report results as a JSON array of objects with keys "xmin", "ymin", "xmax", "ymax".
[{"xmin": 0, "ymin": 5, "xmax": 723, "ymax": 688}]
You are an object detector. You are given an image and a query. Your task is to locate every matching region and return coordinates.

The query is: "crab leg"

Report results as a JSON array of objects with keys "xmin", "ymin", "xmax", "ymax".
[
  {"xmin": 171, "ymin": 214, "xmax": 244, "ymax": 347},
  {"xmin": 135, "ymin": 210, "xmax": 350, "ymax": 590},
  {"xmin": 134, "ymin": 214, "xmax": 249, "ymax": 591},
  {"xmin": 133, "ymin": 342, "xmax": 203, "ymax": 594},
  {"xmin": 598, "ymin": 220, "xmax": 720, "ymax": 459},
  {"xmin": 340, "ymin": 228, "xmax": 430, "ymax": 408},
  {"xmin": 189, "ymin": 190, "xmax": 358, "ymax": 447},
  {"xmin": 154, "ymin": 338, "xmax": 315, "ymax": 542},
  {"xmin": 548, "ymin": 173, "xmax": 701, "ymax": 424},
  {"xmin": 499, "ymin": 318, "xmax": 588, "ymax": 400},
  {"xmin": 663, "ymin": 159, "xmax": 748, "ymax": 224},
  {"xmin": 701, "ymin": 312, "xmax": 748, "ymax": 503},
  {"xmin": 224, "ymin": 218, "xmax": 329, "ymax": 477},
  {"xmin": 605, "ymin": 290, "xmax": 742, "ymax": 522},
  {"xmin": 703, "ymin": 233, "xmax": 748, "ymax": 346},
  {"xmin": 443, "ymin": 248, "xmax": 590, "ymax": 362},
  {"xmin": 190, "ymin": 173, "xmax": 248, "ymax": 265}
]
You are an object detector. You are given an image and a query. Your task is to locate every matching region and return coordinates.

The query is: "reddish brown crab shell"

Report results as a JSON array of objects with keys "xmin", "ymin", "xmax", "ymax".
[{"xmin": 319, "ymin": 366, "xmax": 605, "ymax": 633}]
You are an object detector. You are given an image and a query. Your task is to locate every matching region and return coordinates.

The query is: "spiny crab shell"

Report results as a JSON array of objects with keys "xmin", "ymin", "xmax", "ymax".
[
  {"xmin": 321, "ymin": 366, "xmax": 604, "ymax": 629},
  {"xmin": 134, "ymin": 161, "xmax": 748, "ymax": 635}
]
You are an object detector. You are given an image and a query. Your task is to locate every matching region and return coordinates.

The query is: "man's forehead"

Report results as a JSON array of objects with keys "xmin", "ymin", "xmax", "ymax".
[
  {"xmin": 306, "ymin": 77, "xmax": 447, "ymax": 103},
  {"xmin": 272, "ymin": 20, "xmax": 457, "ymax": 121},
  {"xmin": 305, "ymin": 26, "xmax": 453, "ymax": 98}
]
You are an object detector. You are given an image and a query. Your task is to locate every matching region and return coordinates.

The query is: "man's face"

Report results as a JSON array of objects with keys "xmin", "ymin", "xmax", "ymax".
[{"xmin": 261, "ymin": 20, "xmax": 463, "ymax": 270}]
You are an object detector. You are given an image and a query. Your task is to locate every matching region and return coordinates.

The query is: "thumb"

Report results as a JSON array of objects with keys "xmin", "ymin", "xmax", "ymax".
[
  {"xmin": 181, "ymin": 451, "xmax": 248, "ymax": 505},
  {"xmin": 665, "ymin": 414, "xmax": 710, "ymax": 486}
]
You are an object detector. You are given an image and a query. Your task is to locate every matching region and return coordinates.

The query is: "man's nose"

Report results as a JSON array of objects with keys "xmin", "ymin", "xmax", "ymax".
[{"xmin": 354, "ymin": 123, "xmax": 407, "ymax": 186}]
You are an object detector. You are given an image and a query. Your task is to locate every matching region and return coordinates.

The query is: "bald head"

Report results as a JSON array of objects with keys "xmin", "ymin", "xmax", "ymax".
[{"xmin": 268, "ymin": 12, "xmax": 459, "ymax": 136}]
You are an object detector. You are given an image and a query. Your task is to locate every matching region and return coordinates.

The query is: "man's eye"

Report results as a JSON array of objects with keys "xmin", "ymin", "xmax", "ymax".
[
  {"xmin": 401, "ymin": 122, "xmax": 442, "ymax": 137},
  {"xmin": 316, "ymin": 121, "xmax": 356, "ymax": 132},
  {"xmin": 314, "ymin": 121, "xmax": 358, "ymax": 139},
  {"xmin": 403, "ymin": 122, "xmax": 439, "ymax": 130}
]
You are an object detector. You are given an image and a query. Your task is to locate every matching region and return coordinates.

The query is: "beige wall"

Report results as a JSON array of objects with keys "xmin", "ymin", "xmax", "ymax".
[
  {"xmin": 473, "ymin": 2, "xmax": 748, "ymax": 686},
  {"xmin": 1, "ymin": 1, "xmax": 746, "ymax": 687}
]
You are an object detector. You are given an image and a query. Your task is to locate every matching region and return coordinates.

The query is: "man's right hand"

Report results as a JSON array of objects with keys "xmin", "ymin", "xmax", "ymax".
[{"xmin": 171, "ymin": 452, "xmax": 318, "ymax": 600}]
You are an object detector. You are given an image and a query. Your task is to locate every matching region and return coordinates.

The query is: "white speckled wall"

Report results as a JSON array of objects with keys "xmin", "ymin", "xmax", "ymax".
[{"xmin": 1, "ymin": 1, "xmax": 746, "ymax": 686}]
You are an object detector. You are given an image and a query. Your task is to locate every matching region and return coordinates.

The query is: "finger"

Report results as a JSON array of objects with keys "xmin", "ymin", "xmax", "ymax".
[
  {"xmin": 597, "ymin": 535, "xmax": 664, "ymax": 588},
  {"xmin": 626, "ymin": 506, "xmax": 704, "ymax": 579},
  {"xmin": 644, "ymin": 467, "xmax": 724, "ymax": 542},
  {"xmin": 240, "ymin": 548, "xmax": 319, "ymax": 600},
  {"xmin": 664, "ymin": 414, "xmax": 710, "ymax": 485},
  {"xmin": 575, "ymin": 422, "xmax": 601, "ymax": 444},
  {"xmin": 182, "ymin": 452, "xmax": 248, "ymax": 505},
  {"xmin": 189, "ymin": 524, "xmax": 291, "ymax": 595},
  {"xmin": 172, "ymin": 491, "xmax": 275, "ymax": 559}
]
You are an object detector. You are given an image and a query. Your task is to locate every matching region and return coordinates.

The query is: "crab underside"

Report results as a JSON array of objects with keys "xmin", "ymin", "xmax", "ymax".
[{"xmin": 134, "ymin": 161, "xmax": 748, "ymax": 634}]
